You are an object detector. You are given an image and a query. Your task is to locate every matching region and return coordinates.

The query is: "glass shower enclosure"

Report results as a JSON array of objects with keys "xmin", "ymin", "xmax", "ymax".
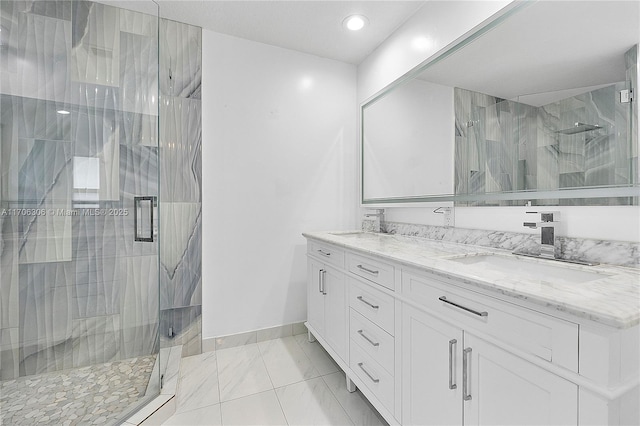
[{"xmin": 1, "ymin": 1, "xmax": 161, "ymax": 423}]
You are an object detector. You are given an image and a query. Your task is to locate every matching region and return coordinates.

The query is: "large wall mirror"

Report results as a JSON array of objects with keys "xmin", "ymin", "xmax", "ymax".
[{"xmin": 362, "ymin": 1, "xmax": 639, "ymax": 206}]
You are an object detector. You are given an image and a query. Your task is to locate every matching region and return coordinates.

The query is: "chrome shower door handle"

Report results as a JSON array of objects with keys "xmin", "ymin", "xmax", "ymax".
[
  {"xmin": 449, "ymin": 339, "xmax": 457, "ymax": 390},
  {"xmin": 134, "ymin": 196, "xmax": 156, "ymax": 242}
]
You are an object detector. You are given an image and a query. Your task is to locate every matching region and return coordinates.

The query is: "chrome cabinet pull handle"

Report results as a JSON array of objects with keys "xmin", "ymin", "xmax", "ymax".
[
  {"xmin": 463, "ymin": 347, "xmax": 472, "ymax": 401},
  {"xmin": 439, "ymin": 296, "xmax": 488, "ymax": 317},
  {"xmin": 357, "ymin": 362, "xmax": 380, "ymax": 383},
  {"xmin": 357, "ymin": 296, "xmax": 379, "ymax": 309},
  {"xmin": 318, "ymin": 269, "xmax": 326, "ymax": 294},
  {"xmin": 317, "ymin": 249, "xmax": 331, "ymax": 256},
  {"xmin": 357, "ymin": 264, "xmax": 379, "ymax": 275},
  {"xmin": 357, "ymin": 329, "xmax": 380, "ymax": 347},
  {"xmin": 449, "ymin": 339, "xmax": 457, "ymax": 390}
]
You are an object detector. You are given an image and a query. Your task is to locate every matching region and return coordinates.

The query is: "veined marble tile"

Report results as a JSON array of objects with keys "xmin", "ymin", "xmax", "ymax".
[
  {"xmin": 120, "ymin": 32, "xmax": 158, "ymax": 116},
  {"xmin": 19, "ymin": 337, "xmax": 73, "ymax": 376},
  {"xmin": 216, "ymin": 343, "xmax": 273, "ymax": 402},
  {"xmin": 293, "ymin": 333, "xmax": 339, "ymax": 376},
  {"xmin": 120, "ymin": 112, "xmax": 158, "ymax": 147},
  {"xmin": 71, "ymin": 314, "xmax": 120, "ymax": 368},
  {"xmin": 175, "ymin": 350, "xmax": 219, "ymax": 414},
  {"xmin": 257, "ymin": 324, "xmax": 292, "ymax": 342},
  {"xmin": 159, "ymin": 19, "xmax": 201, "ymax": 99},
  {"xmin": 119, "ymin": 144, "xmax": 159, "ymax": 203},
  {"xmin": 0, "ymin": 216, "xmax": 19, "ymax": 330},
  {"xmin": 257, "ymin": 336, "xmax": 320, "ymax": 388},
  {"xmin": 323, "ymin": 371, "xmax": 387, "ymax": 426},
  {"xmin": 120, "ymin": 8, "xmax": 157, "ymax": 37},
  {"xmin": 275, "ymin": 377, "xmax": 353, "ymax": 426},
  {"xmin": 163, "ymin": 403, "xmax": 222, "ymax": 426},
  {"xmin": 215, "ymin": 330, "xmax": 257, "ymax": 350},
  {"xmin": 72, "ymin": 1, "xmax": 120, "ymax": 87},
  {"xmin": 160, "ymin": 203, "xmax": 201, "ymax": 310},
  {"xmin": 220, "ymin": 390, "xmax": 287, "ymax": 426},
  {"xmin": 0, "ymin": 10, "xmax": 71, "ymax": 103},
  {"xmin": 0, "ymin": 327, "xmax": 19, "ymax": 380},
  {"xmin": 159, "ymin": 98, "xmax": 202, "ymax": 203},
  {"xmin": 120, "ymin": 255, "xmax": 159, "ymax": 358},
  {"xmin": 73, "ymin": 105, "xmax": 120, "ymax": 201},
  {"xmin": 19, "ymin": 262, "xmax": 74, "ymax": 344}
]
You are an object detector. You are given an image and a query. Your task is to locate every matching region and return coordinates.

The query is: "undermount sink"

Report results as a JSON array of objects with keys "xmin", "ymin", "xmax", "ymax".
[{"xmin": 450, "ymin": 254, "xmax": 608, "ymax": 284}]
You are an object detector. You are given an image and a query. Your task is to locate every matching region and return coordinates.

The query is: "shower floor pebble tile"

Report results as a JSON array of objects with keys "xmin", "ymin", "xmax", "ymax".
[
  {"xmin": 0, "ymin": 356, "xmax": 156, "ymax": 426},
  {"xmin": 163, "ymin": 337, "xmax": 388, "ymax": 426}
]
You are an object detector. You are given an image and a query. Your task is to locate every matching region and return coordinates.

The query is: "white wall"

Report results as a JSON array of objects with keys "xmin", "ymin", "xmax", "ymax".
[
  {"xmin": 202, "ymin": 31, "xmax": 358, "ymax": 338},
  {"xmin": 357, "ymin": 1, "xmax": 640, "ymax": 243}
]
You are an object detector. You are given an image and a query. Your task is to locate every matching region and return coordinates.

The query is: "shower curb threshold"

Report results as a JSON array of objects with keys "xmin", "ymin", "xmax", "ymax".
[{"xmin": 125, "ymin": 345, "xmax": 183, "ymax": 425}]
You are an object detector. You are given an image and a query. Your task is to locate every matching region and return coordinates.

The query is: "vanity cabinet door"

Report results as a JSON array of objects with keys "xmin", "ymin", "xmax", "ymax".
[
  {"xmin": 323, "ymin": 265, "xmax": 347, "ymax": 361},
  {"xmin": 402, "ymin": 304, "xmax": 463, "ymax": 426},
  {"xmin": 308, "ymin": 259, "xmax": 326, "ymax": 337},
  {"xmin": 463, "ymin": 333, "xmax": 578, "ymax": 426},
  {"xmin": 307, "ymin": 258, "xmax": 347, "ymax": 362}
]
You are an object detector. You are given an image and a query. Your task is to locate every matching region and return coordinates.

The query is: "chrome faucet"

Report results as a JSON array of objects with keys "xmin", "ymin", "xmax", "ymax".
[
  {"xmin": 523, "ymin": 211, "xmax": 559, "ymax": 259},
  {"xmin": 364, "ymin": 209, "xmax": 385, "ymax": 232}
]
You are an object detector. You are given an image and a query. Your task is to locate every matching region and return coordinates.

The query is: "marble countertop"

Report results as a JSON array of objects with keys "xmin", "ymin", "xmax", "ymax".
[{"xmin": 303, "ymin": 231, "xmax": 640, "ymax": 329}]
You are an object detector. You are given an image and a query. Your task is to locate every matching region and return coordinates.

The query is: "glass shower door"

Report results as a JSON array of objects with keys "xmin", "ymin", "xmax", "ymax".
[{"xmin": 0, "ymin": 1, "xmax": 161, "ymax": 424}]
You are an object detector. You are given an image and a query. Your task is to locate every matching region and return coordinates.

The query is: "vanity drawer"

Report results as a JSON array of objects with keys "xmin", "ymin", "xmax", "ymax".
[
  {"xmin": 349, "ymin": 277, "xmax": 395, "ymax": 336},
  {"xmin": 402, "ymin": 270, "xmax": 579, "ymax": 372},
  {"xmin": 350, "ymin": 340, "xmax": 395, "ymax": 413},
  {"xmin": 350, "ymin": 309, "xmax": 394, "ymax": 375},
  {"xmin": 307, "ymin": 240, "xmax": 344, "ymax": 268},
  {"xmin": 347, "ymin": 253, "xmax": 395, "ymax": 290}
]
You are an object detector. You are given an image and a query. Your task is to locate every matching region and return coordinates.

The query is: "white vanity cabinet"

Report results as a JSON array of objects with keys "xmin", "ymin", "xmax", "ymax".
[
  {"xmin": 306, "ymin": 241, "xmax": 347, "ymax": 362},
  {"xmin": 304, "ymin": 234, "xmax": 639, "ymax": 426},
  {"xmin": 401, "ymin": 276, "xmax": 578, "ymax": 426}
]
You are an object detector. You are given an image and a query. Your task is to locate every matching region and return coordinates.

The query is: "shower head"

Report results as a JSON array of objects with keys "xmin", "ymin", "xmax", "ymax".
[{"xmin": 556, "ymin": 122, "xmax": 602, "ymax": 135}]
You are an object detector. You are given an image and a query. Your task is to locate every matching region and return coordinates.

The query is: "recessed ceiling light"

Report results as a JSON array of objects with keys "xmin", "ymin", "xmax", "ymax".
[
  {"xmin": 57, "ymin": 110, "xmax": 70, "ymax": 115},
  {"xmin": 343, "ymin": 15, "xmax": 368, "ymax": 31}
]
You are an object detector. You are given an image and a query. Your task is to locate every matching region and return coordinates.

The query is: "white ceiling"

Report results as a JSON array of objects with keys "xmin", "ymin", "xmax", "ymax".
[{"xmin": 98, "ymin": 0, "xmax": 426, "ymax": 64}]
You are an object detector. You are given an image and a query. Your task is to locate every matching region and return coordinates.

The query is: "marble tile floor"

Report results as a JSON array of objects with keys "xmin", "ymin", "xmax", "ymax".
[
  {"xmin": 163, "ymin": 334, "xmax": 389, "ymax": 426},
  {"xmin": 0, "ymin": 355, "xmax": 156, "ymax": 426}
]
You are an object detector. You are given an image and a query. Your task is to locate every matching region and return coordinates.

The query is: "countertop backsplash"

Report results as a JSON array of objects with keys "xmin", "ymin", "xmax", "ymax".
[{"xmin": 362, "ymin": 219, "xmax": 640, "ymax": 269}]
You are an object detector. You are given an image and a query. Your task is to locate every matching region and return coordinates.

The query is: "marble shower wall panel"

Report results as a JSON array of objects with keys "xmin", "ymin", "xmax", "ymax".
[
  {"xmin": 158, "ymin": 18, "xmax": 202, "ymax": 357},
  {"xmin": 120, "ymin": 255, "xmax": 159, "ymax": 359},
  {"xmin": 73, "ymin": 96, "xmax": 120, "ymax": 201},
  {"xmin": 17, "ymin": 138, "xmax": 73, "ymax": 263},
  {"xmin": 72, "ymin": 214, "xmax": 120, "ymax": 320},
  {"xmin": 160, "ymin": 204, "xmax": 201, "ymax": 310},
  {"xmin": 0, "ymin": 217, "xmax": 19, "ymax": 330},
  {"xmin": 18, "ymin": 261, "xmax": 74, "ymax": 375},
  {"xmin": 160, "ymin": 97, "xmax": 202, "ymax": 202},
  {"xmin": 0, "ymin": 328, "xmax": 19, "ymax": 380},
  {"xmin": 71, "ymin": 1, "xmax": 120, "ymax": 87},
  {"xmin": 120, "ymin": 8, "xmax": 157, "ymax": 37},
  {"xmin": 0, "ymin": 2, "xmax": 71, "ymax": 103},
  {"xmin": 159, "ymin": 20, "xmax": 202, "ymax": 99},
  {"xmin": 120, "ymin": 32, "xmax": 158, "ymax": 116},
  {"xmin": 72, "ymin": 314, "xmax": 120, "ymax": 368}
]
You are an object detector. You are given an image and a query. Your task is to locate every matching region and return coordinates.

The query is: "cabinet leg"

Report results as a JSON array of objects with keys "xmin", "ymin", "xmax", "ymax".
[
  {"xmin": 308, "ymin": 330, "xmax": 316, "ymax": 343},
  {"xmin": 346, "ymin": 375, "xmax": 357, "ymax": 393}
]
